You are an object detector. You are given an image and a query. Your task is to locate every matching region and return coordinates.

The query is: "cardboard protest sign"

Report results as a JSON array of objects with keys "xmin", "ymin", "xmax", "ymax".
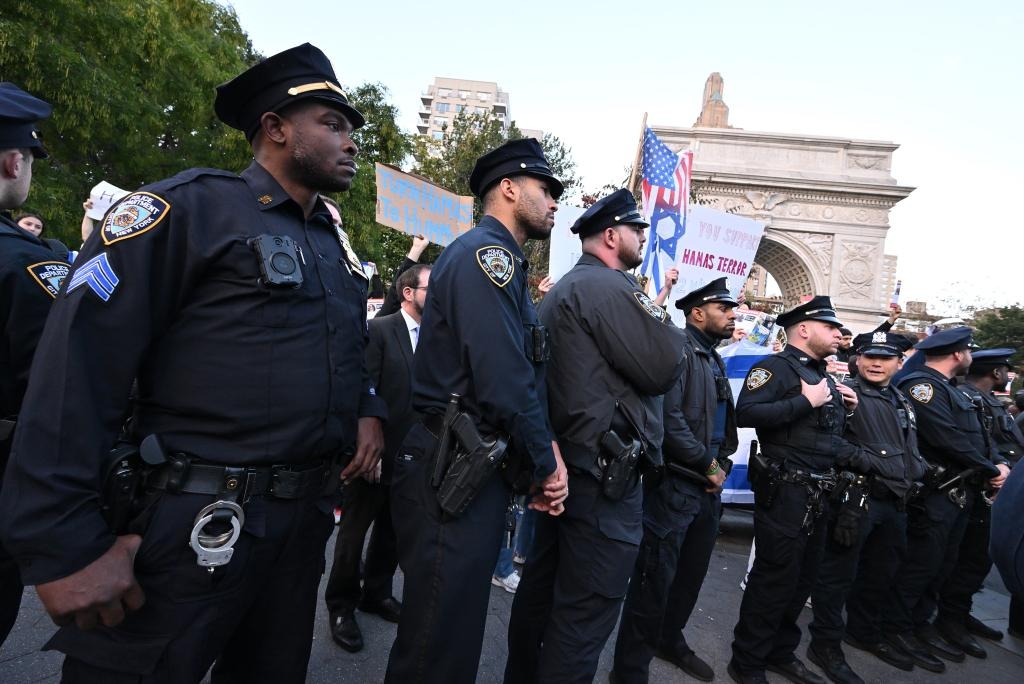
[{"xmin": 375, "ymin": 164, "xmax": 474, "ymax": 246}]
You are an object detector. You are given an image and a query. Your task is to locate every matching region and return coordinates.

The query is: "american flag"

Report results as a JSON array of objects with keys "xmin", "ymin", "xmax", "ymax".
[{"xmin": 639, "ymin": 127, "xmax": 692, "ymax": 286}]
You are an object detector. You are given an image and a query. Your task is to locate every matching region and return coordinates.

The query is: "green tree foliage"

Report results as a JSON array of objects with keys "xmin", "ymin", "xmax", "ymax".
[
  {"xmin": 973, "ymin": 306, "xmax": 1024, "ymax": 361},
  {"xmin": 1, "ymin": 0, "xmax": 260, "ymax": 245}
]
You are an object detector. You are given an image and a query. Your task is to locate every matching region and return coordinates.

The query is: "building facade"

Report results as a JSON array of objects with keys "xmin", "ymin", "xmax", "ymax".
[{"xmin": 417, "ymin": 77, "xmax": 510, "ymax": 140}]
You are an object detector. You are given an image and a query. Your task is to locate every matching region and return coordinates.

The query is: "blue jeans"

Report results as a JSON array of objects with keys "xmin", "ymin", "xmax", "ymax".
[{"xmin": 494, "ymin": 499, "xmax": 535, "ymax": 578}]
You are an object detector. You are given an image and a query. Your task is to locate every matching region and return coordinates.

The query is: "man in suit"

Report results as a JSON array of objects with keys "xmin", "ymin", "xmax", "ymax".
[{"xmin": 326, "ymin": 263, "xmax": 431, "ymax": 651}]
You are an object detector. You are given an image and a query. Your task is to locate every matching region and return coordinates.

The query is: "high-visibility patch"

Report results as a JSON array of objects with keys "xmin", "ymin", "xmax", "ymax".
[
  {"xmin": 746, "ymin": 368, "xmax": 773, "ymax": 390},
  {"xmin": 477, "ymin": 245, "xmax": 514, "ymax": 287},
  {"xmin": 909, "ymin": 383, "xmax": 933, "ymax": 404},
  {"xmin": 25, "ymin": 260, "xmax": 70, "ymax": 298},
  {"xmin": 67, "ymin": 253, "xmax": 119, "ymax": 302},
  {"xmin": 633, "ymin": 291, "xmax": 668, "ymax": 322},
  {"xmin": 101, "ymin": 192, "xmax": 170, "ymax": 245}
]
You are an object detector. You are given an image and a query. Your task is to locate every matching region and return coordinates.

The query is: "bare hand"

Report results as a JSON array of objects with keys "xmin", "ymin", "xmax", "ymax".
[
  {"xmin": 662, "ymin": 268, "xmax": 679, "ymax": 292},
  {"xmin": 36, "ymin": 534, "xmax": 145, "ymax": 630},
  {"xmin": 888, "ymin": 303, "xmax": 902, "ymax": 323},
  {"xmin": 409, "ymin": 234, "xmax": 429, "ymax": 260},
  {"xmin": 341, "ymin": 417, "xmax": 384, "ymax": 482},
  {"xmin": 537, "ymin": 275, "xmax": 554, "ymax": 296},
  {"xmin": 362, "ymin": 459, "xmax": 382, "ymax": 484},
  {"xmin": 705, "ymin": 469, "xmax": 727, "ymax": 494},
  {"xmin": 834, "ymin": 382, "xmax": 859, "ymax": 411},
  {"xmin": 82, "ymin": 198, "xmax": 94, "ymax": 211},
  {"xmin": 990, "ymin": 463, "xmax": 1011, "ymax": 489},
  {"xmin": 530, "ymin": 441, "xmax": 569, "ymax": 516},
  {"xmin": 801, "ymin": 378, "xmax": 832, "ymax": 408}
]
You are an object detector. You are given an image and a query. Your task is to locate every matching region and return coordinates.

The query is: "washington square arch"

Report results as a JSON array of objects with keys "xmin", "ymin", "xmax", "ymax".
[{"xmin": 644, "ymin": 74, "xmax": 914, "ymax": 331}]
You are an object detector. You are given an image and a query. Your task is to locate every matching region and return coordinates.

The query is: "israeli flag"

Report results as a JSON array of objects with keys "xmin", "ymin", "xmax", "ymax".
[{"xmin": 719, "ymin": 340, "xmax": 771, "ymax": 505}]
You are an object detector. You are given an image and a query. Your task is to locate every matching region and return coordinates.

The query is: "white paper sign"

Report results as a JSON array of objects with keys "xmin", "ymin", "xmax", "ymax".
[
  {"xmin": 547, "ymin": 205, "xmax": 586, "ymax": 282},
  {"xmin": 87, "ymin": 181, "xmax": 130, "ymax": 220}
]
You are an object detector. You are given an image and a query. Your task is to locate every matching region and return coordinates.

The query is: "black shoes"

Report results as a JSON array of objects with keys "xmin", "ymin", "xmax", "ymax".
[
  {"xmin": 359, "ymin": 596, "xmax": 402, "ymax": 623},
  {"xmin": 807, "ymin": 642, "xmax": 863, "ymax": 684},
  {"xmin": 936, "ymin": 618, "xmax": 987, "ymax": 659},
  {"xmin": 965, "ymin": 614, "xmax": 1004, "ymax": 641},
  {"xmin": 329, "ymin": 611, "xmax": 364, "ymax": 652},
  {"xmin": 915, "ymin": 622, "xmax": 966, "ymax": 662},
  {"xmin": 727, "ymin": 660, "xmax": 769, "ymax": 684},
  {"xmin": 842, "ymin": 633, "xmax": 914, "ymax": 672},
  {"xmin": 885, "ymin": 632, "xmax": 944, "ymax": 673},
  {"xmin": 765, "ymin": 657, "xmax": 824, "ymax": 684},
  {"xmin": 655, "ymin": 644, "xmax": 714, "ymax": 682}
]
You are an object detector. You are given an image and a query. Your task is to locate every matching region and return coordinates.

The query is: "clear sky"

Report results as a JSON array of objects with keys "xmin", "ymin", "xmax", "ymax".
[{"xmin": 226, "ymin": 0, "xmax": 1022, "ymax": 314}]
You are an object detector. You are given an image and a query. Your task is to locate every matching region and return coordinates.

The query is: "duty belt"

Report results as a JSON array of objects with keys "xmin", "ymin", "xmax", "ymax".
[
  {"xmin": 147, "ymin": 460, "xmax": 333, "ymax": 502},
  {"xmin": 868, "ymin": 478, "xmax": 899, "ymax": 501},
  {"xmin": 779, "ymin": 466, "xmax": 834, "ymax": 489}
]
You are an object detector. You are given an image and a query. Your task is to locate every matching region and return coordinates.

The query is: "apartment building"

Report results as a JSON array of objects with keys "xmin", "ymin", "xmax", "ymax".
[{"xmin": 417, "ymin": 77, "xmax": 511, "ymax": 139}]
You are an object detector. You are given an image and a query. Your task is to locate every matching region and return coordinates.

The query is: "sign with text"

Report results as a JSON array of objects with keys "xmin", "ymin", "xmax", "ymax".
[
  {"xmin": 375, "ymin": 163, "xmax": 474, "ymax": 246},
  {"xmin": 663, "ymin": 206, "xmax": 765, "ymax": 328},
  {"xmin": 87, "ymin": 181, "xmax": 130, "ymax": 220}
]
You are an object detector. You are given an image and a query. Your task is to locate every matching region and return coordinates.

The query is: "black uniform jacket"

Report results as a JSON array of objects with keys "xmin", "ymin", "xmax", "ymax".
[
  {"xmin": 962, "ymin": 381, "xmax": 1022, "ymax": 466},
  {"xmin": 0, "ymin": 162, "xmax": 386, "ymax": 584},
  {"xmin": 898, "ymin": 367, "xmax": 1001, "ymax": 477},
  {"xmin": 845, "ymin": 377, "xmax": 927, "ymax": 498},
  {"xmin": 539, "ymin": 253, "xmax": 688, "ymax": 476},
  {"xmin": 0, "ymin": 214, "xmax": 70, "ymax": 417},
  {"xmin": 412, "ymin": 215, "xmax": 555, "ymax": 482},
  {"xmin": 366, "ymin": 311, "xmax": 416, "ymax": 483},
  {"xmin": 736, "ymin": 345, "xmax": 867, "ymax": 473},
  {"xmin": 662, "ymin": 325, "xmax": 737, "ymax": 472}
]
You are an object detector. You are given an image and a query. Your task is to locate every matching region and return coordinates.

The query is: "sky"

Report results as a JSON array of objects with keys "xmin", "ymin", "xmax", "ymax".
[{"xmin": 226, "ymin": 0, "xmax": 1023, "ymax": 314}]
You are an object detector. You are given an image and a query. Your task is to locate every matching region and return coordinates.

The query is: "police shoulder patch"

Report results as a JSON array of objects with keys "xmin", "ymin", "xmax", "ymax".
[
  {"xmin": 476, "ymin": 245, "xmax": 515, "ymax": 287},
  {"xmin": 632, "ymin": 291, "xmax": 668, "ymax": 322},
  {"xmin": 25, "ymin": 260, "xmax": 71, "ymax": 299},
  {"xmin": 909, "ymin": 383, "xmax": 934, "ymax": 403},
  {"xmin": 101, "ymin": 192, "xmax": 170, "ymax": 245},
  {"xmin": 746, "ymin": 367, "xmax": 773, "ymax": 390}
]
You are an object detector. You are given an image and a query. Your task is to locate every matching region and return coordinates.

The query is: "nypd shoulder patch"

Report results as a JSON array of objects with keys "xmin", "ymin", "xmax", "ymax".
[
  {"xmin": 746, "ymin": 367, "xmax": 772, "ymax": 390},
  {"xmin": 25, "ymin": 260, "xmax": 71, "ymax": 299},
  {"xmin": 633, "ymin": 291, "xmax": 668, "ymax": 322},
  {"xmin": 102, "ymin": 192, "xmax": 170, "ymax": 245},
  {"xmin": 476, "ymin": 245, "xmax": 515, "ymax": 287},
  {"xmin": 909, "ymin": 383, "xmax": 933, "ymax": 404},
  {"xmin": 66, "ymin": 253, "xmax": 120, "ymax": 302}
]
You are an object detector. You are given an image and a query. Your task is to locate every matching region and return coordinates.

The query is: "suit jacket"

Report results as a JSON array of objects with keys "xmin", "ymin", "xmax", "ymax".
[{"xmin": 367, "ymin": 311, "xmax": 416, "ymax": 483}]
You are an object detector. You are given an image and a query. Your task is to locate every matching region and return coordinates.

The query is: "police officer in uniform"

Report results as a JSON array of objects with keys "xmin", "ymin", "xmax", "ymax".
[
  {"xmin": 880, "ymin": 327, "xmax": 1004, "ymax": 672},
  {"xmin": 611, "ymin": 276, "xmax": 738, "ymax": 683},
  {"xmin": 504, "ymin": 189, "xmax": 688, "ymax": 683},
  {"xmin": 0, "ymin": 44, "xmax": 386, "ymax": 682},
  {"xmin": 0, "ymin": 83, "xmax": 69, "ymax": 647},
  {"xmin": 385, "ymin": 138, "xmax": 569, "ymax": 684},
  {"xmin": 933, "ymin": 348, "xmax": 1019, "ymax": 655},
  {"xmin": 729, "ymin": 296, "xmax": 864, "ymax": 684},
  {"xmin": 808, "ymin": 332, "xmax": 925, "ymax": 682}
]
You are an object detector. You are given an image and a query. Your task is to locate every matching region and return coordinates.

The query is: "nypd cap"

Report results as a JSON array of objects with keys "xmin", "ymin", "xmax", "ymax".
[
  {"xmin": 469, "ymin": 138, "xmax": 564, "ymax": 199},
  {"xmin": 571, "ymin": 189, "xmax": 647, "ymax": 237},
  {"xmin": 674, "ymin": 276, "xmax": 738, "ymax": 313},
  {"xmin": 853, "ymin": 331, "xmax": 914, "ymax": 357},
  {"xmin": 776, "ymin": 295, "xmax": 843, "ymax": 329},
  {"xmin": 215, "ymin": 43, "xmax": 365, "ymax": 141},
  {"xmin": 0, "ymin": 82, "xmax": 51, "ymax": 158},
  {"xmin": 914, "ymin": 326, "xmax": 975, "ymax": 356},
  {"xmin": 969, "ymin": 347, "xmax": 1016, "ymax": 372}
]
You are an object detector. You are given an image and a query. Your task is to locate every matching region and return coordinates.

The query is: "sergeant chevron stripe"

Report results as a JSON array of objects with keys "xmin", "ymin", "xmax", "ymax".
[{"xmin": 67, "ymin": 253, "xmax": 119, "ymax": 302}]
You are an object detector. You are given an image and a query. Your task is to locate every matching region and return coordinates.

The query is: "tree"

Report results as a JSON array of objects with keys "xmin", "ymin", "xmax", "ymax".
[
  {"xmin": 973, "ymin": 306, "xmax": 1024, "ymax": 361},
  {"xmin": 0, "ymin": 0, "xmax": 258, "ymax": 245}
]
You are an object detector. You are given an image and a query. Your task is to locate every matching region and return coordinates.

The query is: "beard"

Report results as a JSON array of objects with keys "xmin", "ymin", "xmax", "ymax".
[
  {"xmin": 618, "ymin": 239, "xmax": 643, "ymax": 270},
  {"xmin": 514, "ymin": 194, "xmax": 553, "ymax": 241},
  {"xmin": 289, "ymin": 130, "xmax": 353, "ymax": 193}
]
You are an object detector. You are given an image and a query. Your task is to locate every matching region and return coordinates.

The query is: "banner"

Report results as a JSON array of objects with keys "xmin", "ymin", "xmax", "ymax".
[
  {"xmin": 719, "ymin": 339, "xmax": 771, "ymax": 504},
  {"xmin": 375, "ymin": 163, "xmax": 474, "ymax": 246}
]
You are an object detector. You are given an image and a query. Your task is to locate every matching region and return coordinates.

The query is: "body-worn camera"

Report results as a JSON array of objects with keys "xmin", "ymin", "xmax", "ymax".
[{"xmin": 249, "ymin": 234, "xmax": 304, "ymax": 288}]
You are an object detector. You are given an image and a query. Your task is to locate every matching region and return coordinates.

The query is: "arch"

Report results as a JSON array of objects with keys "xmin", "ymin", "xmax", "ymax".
[{"xmin": 752, "ymin": 234, "xmax": 825, "ymax": 307}]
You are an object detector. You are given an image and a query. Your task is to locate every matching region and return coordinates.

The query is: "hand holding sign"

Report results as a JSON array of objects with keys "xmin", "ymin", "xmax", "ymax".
[{"xmin": 86, "ymin": 181, "xmax": 130, "ymax": 221}]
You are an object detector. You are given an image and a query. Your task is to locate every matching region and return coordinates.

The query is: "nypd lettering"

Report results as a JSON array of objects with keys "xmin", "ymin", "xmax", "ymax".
[
  {"xmin": 67, "ymin": 253, "xmax": 119, "ymax": 302},
  {"xmin": 102, "ymin": 192, "xmax": 170, "ymax": 245},
  {"xmin": 746, "ymin": 368, "xmax": 772, "ymax": 391},
  {"xmin": 909, "ymin": 383, "xmax": 934, "ymax": 404},
  {"xmin": 632, "ymin": 291, "xmax": 668, "ymax": 322},
  {"xmin": 25, "ymin": 260, "xmax": 71, "ymax": 298},
  {"xmin": 477, "ymin": 245, "xmax": 514, "ymax": 287}
]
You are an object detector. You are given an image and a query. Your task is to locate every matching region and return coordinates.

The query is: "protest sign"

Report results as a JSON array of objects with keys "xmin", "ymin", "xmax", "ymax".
[
  {"xmin": 87, "ymin": 181, "xmax": 130, "ymax": 220},
  {"xmin": 375, "ymin": 163, "xmax": 474, "ymax": 246},
  {"xmin": 547, "ymin": 205, "xmax": 586, "ymax": 282}
]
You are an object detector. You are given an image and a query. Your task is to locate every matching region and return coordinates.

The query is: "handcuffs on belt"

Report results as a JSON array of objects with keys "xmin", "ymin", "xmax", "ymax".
[{"xmin": 189, "ymin": 500, "xmax": 245, "ymax": 572}]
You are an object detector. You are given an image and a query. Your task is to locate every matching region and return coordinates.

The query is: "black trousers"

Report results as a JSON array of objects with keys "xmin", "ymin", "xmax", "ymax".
[
  {"xmin": 612, "ymin": 477, "xmax": 720, "ymax": 683},
  {"xmin": 55, "ymin": 491, "xmax": 335, "ymax": 683},
  {"xmin": 938, "ymin": 494, "xmax": 991, "ymax": 623},
  {"xmin": 809, "ymin": 496, "xmax": 907, "ymax": 646},
  {"xmin": 324, "ymin": 477, "xmax": 398, "ymax": 614},
  {"xmin": 0, "ymin": 446, "xmax": 23, "ymax": 647},
  {"xmin": 884, "ymin": 489, "xmax": 970, "ymax": 634},
  {"xmin": 385, "ymin": 424, "xmax": 507, "ymax": 684},
  {"xmin": 505, "ymin": 471, "xmax": 642, "ymax": 684},
  {"xmin": 731, "ymin": 480, "xmax": 828, "ymax": 675}
]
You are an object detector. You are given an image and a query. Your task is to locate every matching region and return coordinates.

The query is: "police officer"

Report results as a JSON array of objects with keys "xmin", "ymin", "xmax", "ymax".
[
  {"xmin": 0, "ymin": 44, "xmax": 386, "ymax": 682},
  {"xmin": 880, "ymin": 327, "xmax": 1004, "ymax": 672},
  {"xmin": 729, "ymin": 296, "xmax": 863, "ymax": 684},
  {"xmin": 385, "ymin": 138, "xmax": 569, "ymax": 684},
  {"xmin": 808, "ymin": 332, "xmax": 925, "ymax": 682},
  {"xmin": 0, "ymin": 82, "xmax": 68, "ymax": 648},
  {"xmin": 610, "ymin": 276, "xmax": 738, "ymax": 683},
  {"xmin": 933, "ymin": 348, "xmax": 1019, "ymax": 655},
  {"xmin": 504, "ymin": 189, "xmax": 688, "ymax": 683}
]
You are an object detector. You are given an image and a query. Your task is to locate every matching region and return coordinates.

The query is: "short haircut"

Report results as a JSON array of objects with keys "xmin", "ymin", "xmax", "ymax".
[
  {"xmin": 840, "ymin": 327, "xmax": 852, "ymax": 336},
  {"xmin": 397, "ymin": 263, "xmax": 431, "ymax": 294},
  {"xmin": 320, "ymin": 195, "xmax": 341, "ymax": 213},
  {"xmin": 482, "ymin": 175, "xmax": 525, "ymax": 210}
]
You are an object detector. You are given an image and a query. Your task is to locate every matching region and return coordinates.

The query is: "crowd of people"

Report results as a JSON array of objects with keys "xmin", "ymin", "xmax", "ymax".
[{"xmin": 2, "ymin": 42, "xmax": 1023, "ymax": 684}]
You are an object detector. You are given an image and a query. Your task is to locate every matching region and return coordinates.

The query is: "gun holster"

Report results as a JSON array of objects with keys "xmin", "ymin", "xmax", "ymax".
[
  {"xmin": 749, "ymin": 451, "xmax": 782, "ymax": 508},
  {"xmin": 598, "ymin": 429, "xmax": 641, "ymax": 501},
  {"xmin": 436, "ymin": 413, "xmax": 510, "ymax": 517},
  {"xmin": 100, "ymin": 442, "xmax": 148, "ymax": 535}
]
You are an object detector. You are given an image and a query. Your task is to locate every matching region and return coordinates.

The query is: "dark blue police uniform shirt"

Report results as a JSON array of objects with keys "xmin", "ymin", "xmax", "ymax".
[
  {"xmin": 412, "ymin": 215, "xmax": 556, "ymax": 482},
  {"xmin": 0, "ymin": 161, "xmax": 386, "ymax": 584}
]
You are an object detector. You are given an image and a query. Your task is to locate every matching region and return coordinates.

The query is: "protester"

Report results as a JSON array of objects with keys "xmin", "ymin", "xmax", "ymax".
[{"xmin": 378, "ymin": 234, "xmax": 430, "ymax": 317}]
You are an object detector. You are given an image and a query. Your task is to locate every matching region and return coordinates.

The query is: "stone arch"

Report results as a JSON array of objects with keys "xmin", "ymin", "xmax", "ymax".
[{"xmin": 753, "ymin": 233, "xmax": 826, "ymax": 307}]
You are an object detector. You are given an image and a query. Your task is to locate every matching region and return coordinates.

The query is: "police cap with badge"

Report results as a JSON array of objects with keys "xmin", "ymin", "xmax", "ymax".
[
  {"xmin": 214, "ymin": 42, "xmax": 365, "ymax": 141},
  {"xmin": 674, "ymin": 276, "xmax": 738, "ymax": 315},
  {"xmin": 853, "ymin": 331, "xmax": 914, "ymax": 357},
  {"xmin": 969, "ymin": 347, "xmax": 1016, "ymax": 373},
  {"xmin": 0, "ymin": 82, "xmax": 51, "ymax": 158},
  {"xmin": 570, "ymin": 188, "xmax": 647, "ymax": 238},
  {"xmin": 914, "ymin": 326, "xmax": 975, "ymax": 357},
  {"xmin": 775, "ymin": 295, "xmax": 843, "ymax": 329},
  {"xmin": 469, "ymin": 138, "xmax": 564, "ymax": 200}
]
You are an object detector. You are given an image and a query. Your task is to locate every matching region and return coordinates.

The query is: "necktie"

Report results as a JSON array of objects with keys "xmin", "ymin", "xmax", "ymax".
[{"xmin": 412, "ymin": 325, "xmax": 419, "ymax": 352}]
